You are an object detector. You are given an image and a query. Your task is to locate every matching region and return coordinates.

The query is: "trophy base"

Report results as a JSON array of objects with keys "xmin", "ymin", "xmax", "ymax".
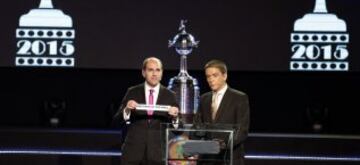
[{"xmin": 180, "ymin": 114, "xmax": 195, "ymax": 124}]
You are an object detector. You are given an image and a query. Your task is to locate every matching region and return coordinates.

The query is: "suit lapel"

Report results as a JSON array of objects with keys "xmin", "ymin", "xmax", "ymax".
[
  {"xmin": 157, "ymin": 85, "xmax": 165, "ymax": 105},
  {"xmin": 214, "ymin": 88, "xmax": 231, "ymax": 122},
  {"xmin": 204, "ymin": 93, "xmax": 212, "ymax": 122},
  {"xmin": 140, "ymin": 83, "xmax": 146, "ymax": 104}
]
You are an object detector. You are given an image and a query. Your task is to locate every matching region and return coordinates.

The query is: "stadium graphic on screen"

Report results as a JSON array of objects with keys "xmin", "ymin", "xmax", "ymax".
[
  {"xmin": 15, "ymin": 0, "xmax": 75, "ymax": 67},
  {"xmin": 290, "ymin": 0, "xmax": 349, "ymax": 71}
]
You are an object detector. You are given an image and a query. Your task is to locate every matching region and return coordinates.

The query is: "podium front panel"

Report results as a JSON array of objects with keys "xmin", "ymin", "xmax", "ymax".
[{"xmin": 161, "ymin": 123, "xmax": 235, "ymax": 165}]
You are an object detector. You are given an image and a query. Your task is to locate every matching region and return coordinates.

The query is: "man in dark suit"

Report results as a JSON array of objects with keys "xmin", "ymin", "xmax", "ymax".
[
  {"xmin": 113, "ymin": 57, "xmax": 179, "ymax": 165},
  {"xmin": 194, "ymin": 59, "xmax": 250, "ymax": 165}
]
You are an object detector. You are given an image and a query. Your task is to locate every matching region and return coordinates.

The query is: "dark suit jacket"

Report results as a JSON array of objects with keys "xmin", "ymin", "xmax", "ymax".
[
  {"xmin": 194, "ymin": 87, "xmax": 250, "ymax": 165},
  {"xmin": 113, "ymin": 83, "xmax": 178, "ymax": 165}
]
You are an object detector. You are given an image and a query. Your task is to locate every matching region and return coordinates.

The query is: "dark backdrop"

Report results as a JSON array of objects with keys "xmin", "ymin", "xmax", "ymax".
[
  {"xmin": 0, "ymin": 0, "xmax": 359, "ymax": 134},
  {"xmin": 0, "ymin": 0, "xmax": 359, "ymax": 71},
  {"xmin": 1, "ymin": 67, "xmax": 359, "ymax": 134}
]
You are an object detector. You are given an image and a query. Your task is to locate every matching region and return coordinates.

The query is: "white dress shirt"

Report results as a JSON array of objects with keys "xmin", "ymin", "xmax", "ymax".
[
  {"xmin": 123, "ymin": 82, "xmax": 160, "ymax": 120},
  {"xmin": 212, "ymin": 84, "xmax": 228, "ymax": 111},
  {"xmin": 144, "ymin": 82, "xmax": 160, "ymax": 106}
]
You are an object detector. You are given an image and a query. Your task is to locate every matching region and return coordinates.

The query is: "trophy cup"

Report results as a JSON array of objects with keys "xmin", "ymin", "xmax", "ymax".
[{"xmin": 168, "ymin": 20, "xmax": 200, "ymax": 124}]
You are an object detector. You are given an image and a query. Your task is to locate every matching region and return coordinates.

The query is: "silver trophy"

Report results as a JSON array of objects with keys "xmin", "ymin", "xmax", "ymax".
[{"xmin": 168, "ymin": 20, "xmax": 200, "ymax": 124}]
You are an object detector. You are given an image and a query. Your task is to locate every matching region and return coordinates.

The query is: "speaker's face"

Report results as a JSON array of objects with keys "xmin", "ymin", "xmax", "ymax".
[
  {"xmin": 142, "ymin": 60, "xmax": 163, "ymax": 87},
  {"xmin": 205, "ymin": 67, "xmax": 227, "ymax": 92}
]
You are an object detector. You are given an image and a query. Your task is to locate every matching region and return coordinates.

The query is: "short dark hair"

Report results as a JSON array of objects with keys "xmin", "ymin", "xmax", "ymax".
[
  {"xmin": 204, "ymin": 59, "xmax": 227, "ymax": 74},
  {"xmin": 142, "ymin": 57, "xmax": 163, "ymax": 70}
]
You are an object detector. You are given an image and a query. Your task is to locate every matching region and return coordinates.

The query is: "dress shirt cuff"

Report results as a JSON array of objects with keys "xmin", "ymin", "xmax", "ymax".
[
  {"xmin": 172, "ymin": 117, "xmax": 179, "ymax": 129},
  {"xmin": 123, "ymin": 108, "xmax": 131, "ymax": 120}
]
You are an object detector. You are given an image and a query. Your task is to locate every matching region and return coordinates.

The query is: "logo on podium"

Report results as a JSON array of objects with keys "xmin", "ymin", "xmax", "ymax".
[
  {"xmin": 15, "ymin": 0, "xmax": 75, "ymax": 67},
  {"xmin": 290, "ymin": 0, "xmax": 349, "ymax": 71}
]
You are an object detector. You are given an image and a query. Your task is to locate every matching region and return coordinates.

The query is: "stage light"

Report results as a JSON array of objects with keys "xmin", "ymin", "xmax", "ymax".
[
  {"xmin": 306, "ymin": 105, "xmax": 328, "ymax": 133},
  {"xmin": 42, "ymin": 99, "xmax": 67, "ymax": 127}
]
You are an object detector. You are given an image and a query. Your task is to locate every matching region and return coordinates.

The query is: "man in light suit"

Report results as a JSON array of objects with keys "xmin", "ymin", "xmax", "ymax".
[
  {"xmin": 194, "ymin": 59, "xmax": 250, "ymax": 165},
  {"xmin": 113, "ymin": 57, "xmax": 179, "ymax": 165}
]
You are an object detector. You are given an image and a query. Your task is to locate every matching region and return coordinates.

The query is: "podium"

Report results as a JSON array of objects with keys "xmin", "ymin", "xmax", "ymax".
[{"xmin": 161, "ymin": 123, "xmax": 235, "ymax": 165}]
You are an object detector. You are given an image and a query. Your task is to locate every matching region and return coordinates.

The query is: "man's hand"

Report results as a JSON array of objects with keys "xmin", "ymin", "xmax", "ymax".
[
  {"xmin": 125, "ymin": 100, "xmax": 138, "ymax": 114},
  {"xmin": 168, "ymin": 106, "xmax": 179, "ymax": 117}
]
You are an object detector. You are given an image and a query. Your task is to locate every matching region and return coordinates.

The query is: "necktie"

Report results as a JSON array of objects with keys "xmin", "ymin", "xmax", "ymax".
[
  {"xmin": 148, "ymin": 89, "xmax": 154, "ymax": 116},
  {"xmin": 211, "ymin": 92, "xmax": 219, "ymax": 121}
]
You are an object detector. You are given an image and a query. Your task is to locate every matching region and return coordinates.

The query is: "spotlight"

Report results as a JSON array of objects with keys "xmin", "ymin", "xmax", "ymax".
[
  {"xmin": 43, "ymin": 99, "xmax": 67, "ymax": 127},
  {"xmin": 306, "ymin": 104, "xmax": 328, "ymax": 133}
]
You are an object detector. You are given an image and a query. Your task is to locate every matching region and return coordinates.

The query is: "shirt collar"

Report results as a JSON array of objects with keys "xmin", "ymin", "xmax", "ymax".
[
  {"xmin": 145, "ymin": 82, "xmax": 160, "ymax": 94},
  {"xmin": 214, "ymin": 84, "xmax": 228, "ymax": 95}
]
